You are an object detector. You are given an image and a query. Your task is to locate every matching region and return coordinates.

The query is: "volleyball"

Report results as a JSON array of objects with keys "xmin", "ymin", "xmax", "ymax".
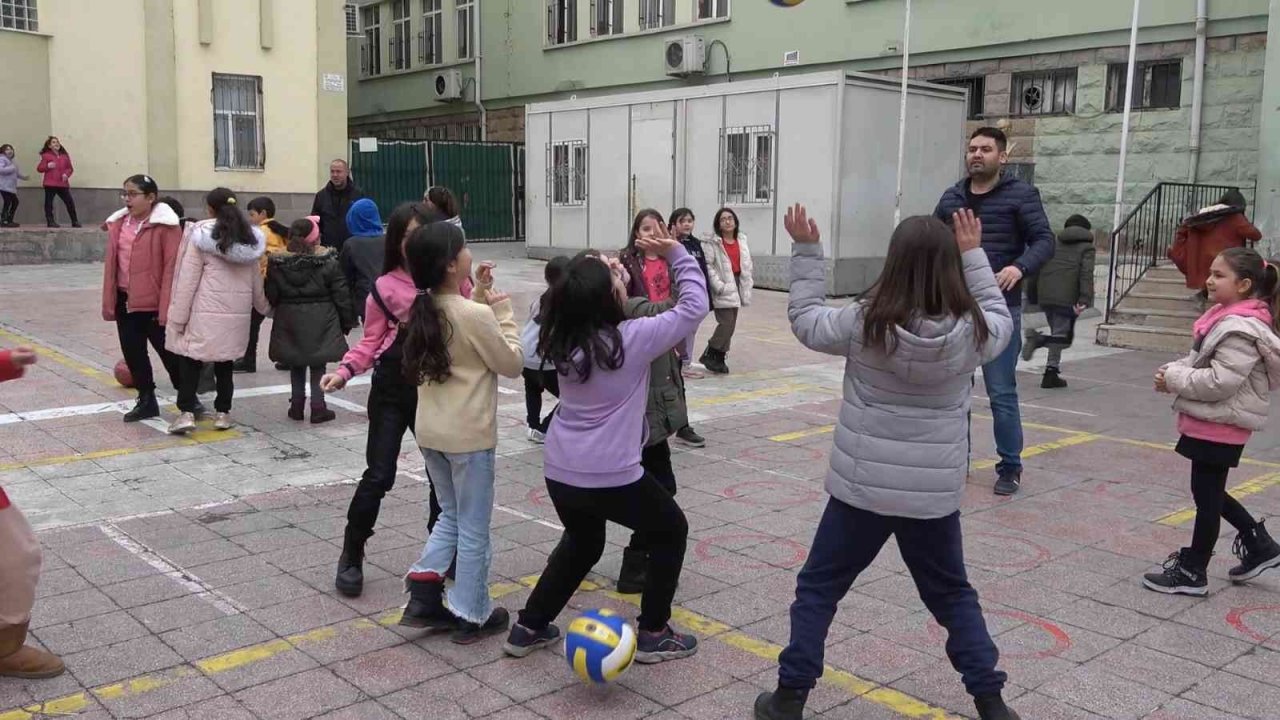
[
  {"xmin": 770, "ymin": 0, "xmax": 806, "ymax": 5},
  {"xmin": 563, "ymin": 609, "xmax": 637, "ymax": 684},
  {"xmin": 113, "ymin": 359, "xmax": 134, "ymax": 388}
]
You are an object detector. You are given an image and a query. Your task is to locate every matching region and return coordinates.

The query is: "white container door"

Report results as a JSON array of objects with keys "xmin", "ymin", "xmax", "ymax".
[{"xmin": 629, "ymin": 102, "xmax": 676, "ymax": 218}]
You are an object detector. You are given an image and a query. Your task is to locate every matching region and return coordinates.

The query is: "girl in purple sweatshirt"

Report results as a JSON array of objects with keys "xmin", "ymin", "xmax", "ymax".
[{"xmin": 502, "ymin": 217, "xmax": 709, "ymax": 664}]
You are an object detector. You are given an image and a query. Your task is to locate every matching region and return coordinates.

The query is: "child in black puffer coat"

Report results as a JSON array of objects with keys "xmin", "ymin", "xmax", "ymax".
[{"xmin": 266, "ymin": 216, "xmax": 355, "ymax": 423}]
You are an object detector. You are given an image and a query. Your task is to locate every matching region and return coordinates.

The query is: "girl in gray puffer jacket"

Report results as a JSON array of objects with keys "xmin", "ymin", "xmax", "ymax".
[{"xmin": 755, "ymin": 207, "xmax": 1021, "ymax": 720}]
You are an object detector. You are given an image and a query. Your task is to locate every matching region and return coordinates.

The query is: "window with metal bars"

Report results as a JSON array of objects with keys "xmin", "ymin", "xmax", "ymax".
[
  {"xmin": 1009, "ymin": 69, "xmax": 1077, "ymax": 117},
  {"xmin": 421, "ymin": 0, "xmax": 443, "ymax": 64},
  {"xmin": 591, "ymin": 0, "xmax": 623, "ymax": 36},
  {"xmin": 343, "ymin": 3, "xmax": 360, "ymax": 36},
  {"xmin": 212, "ymin": 74, "xmax": 265, "ymax": 171},
  {"xmin": 361, "ymin": 6, "xmax": 382, "ymax": 76},
  {"xmin": 720, "ymin": 126, "xmax": 773, "ymax": 205},
  {"xmin": 390, "ymin": 0, "xmax": 412, "ymax": 71},
  {"xmin": 696, "ymin": 0, "xmax": 727, "ymax": 20},
  {"xmin": 546, "ymin": 0, "xmax": 577, "ymax": 45},
  {"xmin": 548, "ymin": 141, "xmax": 588, "ymax": 206},
  {"xmin": 1106, "ymin": 60, "xmax": 1182, "ymax": 112},
  {"xmin": 639, "ymin": 0, "xmax": 672, "ymax": 30},
  {"xmin": 1, "ymin": 0, "xmax": 37, "ymax": 31},
  {"xmin": 932, "ymin": 76, "xmax": 986, "ymax": 120},
  {"xmin": 456, "ymin": 0, "xmax": 474, "ymax": 59}
]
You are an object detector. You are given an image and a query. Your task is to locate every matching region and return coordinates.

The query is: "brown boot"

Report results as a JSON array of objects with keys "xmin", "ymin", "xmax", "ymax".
[{"xmin": 0, "ymin": 623, "xmax": 65, "ymax": 679}]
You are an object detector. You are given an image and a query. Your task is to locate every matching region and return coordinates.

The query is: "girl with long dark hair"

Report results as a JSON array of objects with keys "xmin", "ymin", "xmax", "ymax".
[
  {"xmin": 37, "ymin": 136, "xmax": 78, "ymax": 227},
  {"xmin": 700, "ymin": 207, "xmax": 754, "ymax": 374}
]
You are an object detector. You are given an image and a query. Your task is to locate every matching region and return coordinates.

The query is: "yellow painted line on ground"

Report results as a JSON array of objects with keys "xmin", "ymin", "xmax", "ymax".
[
  {"xmin": 1157, "ymin": 471, "xmax": 1280, "ymax": 526},
  {"xmin": 769, "ymin": 424, "xmax": 836, "ymax": 443},
  {"xmin": 0, "ymin": 429, "xmax": 242, "ymax": 472},
  {"xmin": 971, "ymin": 433, "xmax": 1099, "ymax": 471},
  {"xmin": 688, "ymin": 383, "xmax": 821, "ymax": 409},
  {"xmin": 0, "ymin": 326, "xmax": 116, "ymax": 385}
]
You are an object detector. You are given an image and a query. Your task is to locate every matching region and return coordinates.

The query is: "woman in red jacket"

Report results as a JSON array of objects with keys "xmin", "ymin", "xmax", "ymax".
[
  {"xmin": 37, "ymin": 136, "xmax": 79, "ymax": 228},
  {"xmin": 101, "ymin": 174, "xmax": 185, "ymax": 422},
  {"xmin": 1171, "ymin": 190, "xmax": 1262, "ymax": 299}
]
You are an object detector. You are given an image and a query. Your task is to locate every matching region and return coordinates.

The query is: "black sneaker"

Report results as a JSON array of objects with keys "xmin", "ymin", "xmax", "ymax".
[
  {"xmin": 232, "ymin": 357, "xmax": 256, "ymax": 374},
  {"xmin": 1228, "ymin": 520, "xmax": 1280, "ymax": 583},
  {"xmin": 975, "ymin": 695, "xmax": 1022, "ymax": 720},
  {"xmin": 1143, "ymin": 549, "xmax": 1209, "ymax": 596},
  {"xmin": 754, "ymin": 688, "xmax": 808, "ymax": 720},
  {"xmin": 1041, "ymin": 369, "xmax": 1068, "ymax": 389},
  {"xmin": 503, "ymin": 622, "xmax": 561, "ymax": 658},
  {"xmin": 452, "ymin": 607, "xmax": 510, "ymax": 645},
  {"xmin": 993, "ymin": 468, "xmax": 1021, "ymax": 496},
  {"xmin": 675, "ymin": 425, "xmax": 706, "ymax": 448},
  {"xmin": 635, "ymin": 625, "xmax": 698, "ymax": 663}
]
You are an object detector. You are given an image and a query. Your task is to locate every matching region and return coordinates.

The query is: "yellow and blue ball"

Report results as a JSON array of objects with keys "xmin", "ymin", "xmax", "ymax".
[
  {"xmin": 564, "ymin": 609, "xmax": 637, "ymax": 684},
  {"xmin": 770, "ymin": 0, "xmax": 806, "ymax": 6}
]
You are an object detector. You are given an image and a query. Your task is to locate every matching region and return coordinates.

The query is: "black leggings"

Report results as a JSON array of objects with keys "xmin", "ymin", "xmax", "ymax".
[
  {"xmin": 0, "ymin": 191, "xmax": 17, "ymax": 223},
  {"xmin": 521, "ymin": 368, "xmax": 560, "ymax": 431},
  {"xmin": 43, "ymin": 187, "xmax": 77, "ymax": 225},
  {"xmin": 626, "ymin": 441, "xmax": 676, "ymax": 554},
  {"xmin": 178, "ymin": 357, "xmax": 233, "ymax": 413},
  {"xmin": 290, "ymin": 365, "xmax": 325, "ymax": 403},
  {"xmin": 1190, "ymin": 460, "xmax": 1258, "ymax": 557}
]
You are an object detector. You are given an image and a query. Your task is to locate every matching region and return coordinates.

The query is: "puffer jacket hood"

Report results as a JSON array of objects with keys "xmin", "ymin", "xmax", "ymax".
[
  {"xmin": 879, "ymin": 313, "xmax": 983, "ymax": 386},
  {"xmin": 1058, "ymin": 226, "xmax": 1093, "ymax": 245},
  {"xmin": 187, "ymin": 220, "xmax": 266, "ymax": 265},
  {"xmin": 345, "ymin": 198, "xmax": 383, "ymax": 237},
  {"xmin": 265, "ymin": 249, "xmax": 354, "ymax": 367}
]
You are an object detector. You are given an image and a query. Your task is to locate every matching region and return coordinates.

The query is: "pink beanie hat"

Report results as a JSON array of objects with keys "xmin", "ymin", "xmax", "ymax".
[{"xmin": 303, "ymin": 216, "xmax": 321, "ymax": 246}]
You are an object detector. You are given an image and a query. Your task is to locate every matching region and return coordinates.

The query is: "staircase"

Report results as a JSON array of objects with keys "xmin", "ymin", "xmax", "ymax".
[{"xmin": 1095, "ymin": 264, "xmax": 1197, "ymax": 353}]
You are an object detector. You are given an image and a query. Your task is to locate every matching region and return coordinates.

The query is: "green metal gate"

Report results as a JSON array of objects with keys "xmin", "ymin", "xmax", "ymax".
[{"xmin": 348, "ymin": 139, "xmax": 523, "ymax": 242}]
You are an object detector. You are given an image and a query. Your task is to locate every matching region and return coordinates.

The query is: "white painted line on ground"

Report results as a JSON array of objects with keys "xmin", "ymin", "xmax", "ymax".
[
  {"xmin": 98, "ymin": 522, "xmax": 247, "ymax": 616},
  {"xmin": 498, "ymin": 386, "xmax": 519, "ymax": 395},
  {"xmin": 971, "ymin": 395, "xmax": 1098, "ymax": 418},
  {"xmin": 397, "ymin": 469, "xmax": 564, "ymax": 531},
  {"xmin": 324, "ymin": 396, "xmax": 368, "ymax": 413}
]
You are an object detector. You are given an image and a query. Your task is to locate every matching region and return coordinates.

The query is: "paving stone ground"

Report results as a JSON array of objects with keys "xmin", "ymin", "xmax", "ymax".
[{"xmin": 2, "ymin": 248, "xmax": 1280, "ymax": 719}]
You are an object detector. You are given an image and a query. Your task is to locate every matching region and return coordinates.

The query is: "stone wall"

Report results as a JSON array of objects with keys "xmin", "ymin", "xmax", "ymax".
[
  {"xmin": 5, "ymin": 189, "xmax": 318, "ymax": 229},
  {"xmin": 349, "ymin": 110, "xmax": 482, "ymax": 140},
  {"xmin": 486, "ymin": 107, "xmax": 526, "ymax": 143}
]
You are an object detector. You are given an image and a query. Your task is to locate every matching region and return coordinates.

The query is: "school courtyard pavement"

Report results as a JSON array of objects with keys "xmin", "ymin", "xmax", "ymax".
[{"xmin": 1, "ymin": 246, "xmax": 1280, "ymax": 720}]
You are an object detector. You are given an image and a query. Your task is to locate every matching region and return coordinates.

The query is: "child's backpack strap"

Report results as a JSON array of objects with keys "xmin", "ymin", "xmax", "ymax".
[{"xmin": 369, "ymin": 282, "xmax": 399, "ymax": 326}]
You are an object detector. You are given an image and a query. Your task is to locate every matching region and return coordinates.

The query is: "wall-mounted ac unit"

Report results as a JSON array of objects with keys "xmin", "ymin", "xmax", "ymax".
[
  {"xmin": 664, "ymin": 36, "xmax": 705, "ymax": 78},
  {"xmin": 344, "ymin": 3, "xmax": 361, "ymax": 37},
  {"xmin": 434, "ymin": 70, "xmax": 463, "ymax": 101}
]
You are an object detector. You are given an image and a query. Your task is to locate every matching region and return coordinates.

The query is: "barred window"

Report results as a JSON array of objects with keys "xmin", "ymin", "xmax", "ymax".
[
  {"xmin": 639, "ymin": 0, "xmax": 672, "ymax": 30},
  {"xmin": 344, "ymin": 3, "xmax": 359, "ymax": 36},
  {"xmin": 547, "ymin": 0, "xmax": 577, "ymax": 45},
  {"xmin": 720, "ymin": 126, "xmax": 773, "ymax": 205},
  {"xmin": 457, "ymin": 0, "xmax": 475, "ymax": 59},
  {"xmin": 1009, "ymin": 69, "xmax": 1077, "ymax": 117},
  {"xmin": 591, "ymin": 0, "xmax": 623, "ymax": 36},
  {"xmin": 390, "ymin": 0, "xmax": 412, "ymax": 71},
  {"xmin": 1106, "ymin": 60, "xmax": 1182, "ymax": 111},
  {"xmin": 212, "ymin": 74, "xmax": 265, "ymax": 170},
  {"xmin": 361, "ymin": 6, "xmax": 382, "ymax": 76},
  {"xmin": 932, "ymin": 76, "xmax": 986, "ymax": 120},
  {"xmin": 548, "ymin": 141, "xmax": 588, "ymax": 206},
  {"xmin": 0, "ymin": 0, "xmax": 37, "ymax": 31},
  {"xmin": 421, "ymin": 0, "xmax": 442, "ymax": 64},
  {"xmin": 697, "ymin": 0, "xmax": 727, "ymax": 19}
]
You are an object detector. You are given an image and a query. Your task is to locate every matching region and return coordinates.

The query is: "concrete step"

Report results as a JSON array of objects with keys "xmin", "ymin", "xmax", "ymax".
[
  {"xmin": 1096, "ymin": 323, "xmax": 1192, "ymax": 353},
  {"xmin": 0, "ymin": 227, "xmax": 105, "ymax": 265},
  {"xmin": 1144, "ymin": 265, "xmax": 1185, "ymax": 282},
  {"xmin": 1122, "ymin": 291, "xmax": 1203, "ymax": 313},
  {"xmin": 1132, "ymin": 276, "xmax": 1193, "ymax": 295},
  {"xmin": 1109, "ymin": 306, "xmax": 1201, "ymax": 330}
]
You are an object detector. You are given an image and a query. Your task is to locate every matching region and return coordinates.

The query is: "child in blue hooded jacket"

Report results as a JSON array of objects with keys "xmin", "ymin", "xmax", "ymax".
[{"xmin": 340, "ymin": 198, "xmax": 385, "ymax": 322}]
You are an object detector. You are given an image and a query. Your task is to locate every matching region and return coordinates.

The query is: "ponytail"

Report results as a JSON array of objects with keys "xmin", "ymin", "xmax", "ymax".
[
  {"xmin": 399, "ymin": 223, "xmax": 466, "ymax": 385},
  {"xmin": 206, "ymin": 187, "xmax": 256, "ymax": 254},
  {"xmin": 1264, "ymin": 262, "xmax": 1280, "ymax": 334}
]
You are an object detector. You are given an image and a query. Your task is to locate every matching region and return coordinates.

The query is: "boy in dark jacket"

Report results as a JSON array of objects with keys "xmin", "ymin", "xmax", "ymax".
[
  {"xmin": 339, "ymin": 198, "xmax": 385, "ymax": 323},
  {"xmin": 1023, "ymin": 214, "xmax": 1096, "ymax": 389}
]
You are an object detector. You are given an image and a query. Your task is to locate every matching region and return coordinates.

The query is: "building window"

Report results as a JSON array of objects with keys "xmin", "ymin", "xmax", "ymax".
[
  {"xmin": 361, "ymin": 5, "xmax": 382, "ymax": 76},
  {"xmin": 720, "ymin": 125, "xmax": 773, "ymax": 205},
  {"xmin": 639, "ymin": 0, "xmax": 672, "ymax": 30},
  {"xmin": 696, "ymin": 0, "xmax": 727, "ymax": 20},
  {"xmin": 546, "ymin": 0, "xmax": 577, "ymax": 45},
  {"xmin": 1, "ymin": 0, "xmax": 37, "ymax": 31},
  {"xmin": 1009, "ymin": 68, "xmax": 1077, "ymax": 117},
  {"xmin": 462, "ymin": 125, "xmax": 482, "ymax": 142},
  {"xmin": 390, "ymin": 0, "xmax": 412, "ymax": 71},
  {"xmin": 456, "ymin": 0, "xmax": 474, "ymax": 59},
  {"xmin": 212, "ymin": 74, "xmax": 265, "ymax": 170},
  {"xmin": 343, "ymin": 2, "xmax": 359, "ymax": 36},
  {"xmin": 549, "ymin": 141, "xmax": 588, "ymax": 206},
  {"xmin": 933, "ymin": 76, "xmax": 986, "ymax": 120},
  {"xmin": 1106, "ymin": 60, "xmax": 1182, "ymax": 111},
  {"xmin": 421, "ymin": 0, "xmax": 443, "ymax": 64},
  {"xmin": 591, "ymin": 0, "xmax": 623, "ymax": 36}
]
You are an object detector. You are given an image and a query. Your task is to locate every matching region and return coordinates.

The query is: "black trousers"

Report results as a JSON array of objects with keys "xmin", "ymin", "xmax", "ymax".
[
  {"xmin": 0, "ymin": 191, "xmax": 17, "ymax": 223},
  {"xmin": 178, "ymin": 357, "xmax": 233, "ymax": 413},
  {"xmin": 626, "ymin": 441, "xmax": 677, "ymax": 554},
  {"xmin": 243, "ymin": 309, "xmax": 265, "ymax": 361},
  {"xmin": 290, "ymin": 365, "xmax": 325, "ymax": 403},
  {"xmin": 521, "ymin": 367, "xmax": 560, "ymax": 431},
  {"xmin": 114, "ymin": 291, "xmax": 181, "ymax": 395},
  {"xmin": 345, "ymin": 366, "xmax": 441, "ymax": 541},
  {"xmin": 519, "ymin": 472, "xmax": 689, "ymax": 633},
  {"xmin": 43, "ymin": 187, "xmax": 77, "ymax": 225}
]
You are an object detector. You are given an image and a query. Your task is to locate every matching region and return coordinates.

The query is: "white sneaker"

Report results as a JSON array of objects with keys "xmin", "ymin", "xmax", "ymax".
[
  {"xmin": 526, "ymin": 427, "xmax": 546, "ymax": 444},
  {"xmin": 167, "ymin": 412, "xmax": 196, "ymax": 435},
  {"xmin": 213, "ymin": 412, "xmax": 233, "ymax": 431}
]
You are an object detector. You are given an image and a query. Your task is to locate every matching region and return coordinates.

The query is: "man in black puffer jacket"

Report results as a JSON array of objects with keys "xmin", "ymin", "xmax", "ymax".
[{"xmin": 934, "ymin": 127, "xmax": 1055, "ymax": 498}]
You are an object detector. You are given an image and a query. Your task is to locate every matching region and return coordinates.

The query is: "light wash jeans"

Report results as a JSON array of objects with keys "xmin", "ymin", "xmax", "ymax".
[
  {"xmin": 981, "ymin": 306, "xmax": 1024, "ymax": 473},
  {"xmin": 407, "ymin": 447, "xmax": 496, "ymax": 624}
]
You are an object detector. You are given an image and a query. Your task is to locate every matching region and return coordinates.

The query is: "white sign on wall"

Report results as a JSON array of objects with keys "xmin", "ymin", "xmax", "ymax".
[
  {"xmin": 358, "ymin": 137, "xmax": 378, "ymax": 153},
  {"xmin": 322, "ymin": 73, "xmax": 346, "ymax": 92}
]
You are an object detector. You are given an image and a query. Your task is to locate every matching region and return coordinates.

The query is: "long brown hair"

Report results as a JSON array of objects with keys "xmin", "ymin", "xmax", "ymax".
[
  {"xmin": 861, "ymin": 216, "xmax": 990, "ymax": 353},
  {"xmin": 401, "ymin": 222, "xmax": 466, "ymax": 385}
]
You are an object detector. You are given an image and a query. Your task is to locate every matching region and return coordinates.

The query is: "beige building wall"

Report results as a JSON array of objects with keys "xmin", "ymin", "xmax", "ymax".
[{"xmin": 0, "ymin": 30, "xmax": 51, "ymax": 173}]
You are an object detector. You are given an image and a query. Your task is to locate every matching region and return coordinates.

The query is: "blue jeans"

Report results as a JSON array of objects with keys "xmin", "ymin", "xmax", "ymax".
[
  {"xmin": 778, "ymin": 499, "xmax": 1006, "ymax": 698},
  {"xmin": 982, "ymin": 306, "xmax": 1023, "ymax": 473},
  {"xmin": 407, "ymin": 448, "xmax": 496, "ymax": 624}
]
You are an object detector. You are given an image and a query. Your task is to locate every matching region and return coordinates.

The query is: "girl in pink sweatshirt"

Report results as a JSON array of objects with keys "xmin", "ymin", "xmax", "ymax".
[{"xmin": 1147, "ymin": 247, "xmax": 1280, "ymax": 596}]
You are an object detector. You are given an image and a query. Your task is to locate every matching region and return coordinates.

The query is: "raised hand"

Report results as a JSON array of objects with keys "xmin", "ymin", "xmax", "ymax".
[
  {"xmin": 486, "ymin": 290, "xmax": 511, "ymax": 306},
  {"xmin": 784, "ymin": 204, "xmax": 820, "ymax": 244},
  {"xmin": 476, "ymin": 261, "xmax": 496, "ymax": 287},
  {"xmin": 635, "ymin": 222, "xmax": 679, "ymax": 257},
  {"xmin": 10, "ymin": 346, "xmax": 37, "ymax": 367},
  {"xmin": 952, "ymin": 209, "xmax": 982, "ymax": 253},
  {"xmin": 319, "ymin": 373, "xmax": 347, "ymax": 392}
]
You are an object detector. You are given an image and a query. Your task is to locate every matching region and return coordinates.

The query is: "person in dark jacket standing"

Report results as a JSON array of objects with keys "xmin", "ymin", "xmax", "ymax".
[
  {"xmin": 339, "ymin": 198, "xmax": 385, "ymax": 323},
  {"xmin": 1023, "ymin": 215, "xmax": 1096, "ymax": 389},
  {"xmin": 934, "ymin": 127, "xmax": 1055, "ymax": 496},
  {"xmin": 310, "ymin": 159, "xmax": 363, "ymax": 251}
]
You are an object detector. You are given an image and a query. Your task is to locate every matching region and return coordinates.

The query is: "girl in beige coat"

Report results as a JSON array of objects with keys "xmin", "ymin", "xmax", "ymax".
[
  {"xmin": 699, "ymin": 208, "xmax": 753, "ymax": 374},
  {"xmin": 1146, "ymin": 247, "xmax": 1280, "ymax": 596},
  {"xmin": 166, "ymin": 188, "xmax": 270, "ymax": 434}
]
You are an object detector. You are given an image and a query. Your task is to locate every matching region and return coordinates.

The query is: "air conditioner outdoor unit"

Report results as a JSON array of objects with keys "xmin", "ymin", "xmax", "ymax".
[
  {"xmin": 434, "ymin": 70, "xmax": 463, "ymax": 101},
  {"xmin": 344, "ymin": 3, "xmax": 361, "ymax": 37},
  {"xmin": 664, "ymin": 36, "xmax": 705, "ymax": 78}
]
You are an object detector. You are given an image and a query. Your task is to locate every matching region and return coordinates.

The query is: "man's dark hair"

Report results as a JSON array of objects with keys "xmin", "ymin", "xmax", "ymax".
[{"xmin": 969, "ymin": 127, "xmax": 1008, "ymax": 153}]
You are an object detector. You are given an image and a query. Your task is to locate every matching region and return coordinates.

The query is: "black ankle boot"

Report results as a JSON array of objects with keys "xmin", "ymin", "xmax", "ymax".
[
  {"xmin": 399, "ymin": 577, "xmax": 457, "ymax": 630},
  {"xmin": 703, "ymin": 347, "xmax": 729, "ymax": 374},
  {"xmin": 1229, "ymin": 520, "xmax": 1280, "ymax": 583},
  {"xmin": 616, "ymin": 548, "xmax": 648, "ymax": 594},
  {"xmin": 1041, "ymin": 368, "xmax": 1067, "ymax": 389},
  {"xmin": 754, "ymin": 687, "xmax": 808, "ymax": 720},
  {"xmin": 123, "ymin": 390, "xmax": 160, "ymax": 422},
  {"xmin": 334, "ymin": 527, "xmax": 367, "ymax": 597},
  {"xmin": 975, "ymin": 694, "xmax": 1021, "ymax": 720}
]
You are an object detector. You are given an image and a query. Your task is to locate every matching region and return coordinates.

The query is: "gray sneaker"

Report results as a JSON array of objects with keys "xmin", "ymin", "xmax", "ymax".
[
  {"xmin": 213, "ymin": 412, "xmax": 234, "ymax": 431},
  {"xmin": 167, "ymin": 412, "xmax": 196, "ymax": 435},
  {"xmin": 635, "ymin": 625, "xmax": 698, "ymax": 663}
]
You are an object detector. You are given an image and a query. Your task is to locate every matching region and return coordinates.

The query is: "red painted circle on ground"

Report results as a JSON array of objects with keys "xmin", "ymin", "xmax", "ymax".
[
  {"xmin": 693, "ymin": 531, "xmax": 809, "ymax": 569},
  {"xmin": 738, "ymin": 444, "xmax": 826, "ymax": 464},
  {"xmin": 1226, "ymin": 605, "xmax": 1280, "ymax": 644},
  {"xmin": 526, "ymin": 485, "xmax": 550, "ymax": 508},
  {"xmin": 966, "ymin": 531, "xmax": 1054, "ymax": 572},
  {"xmin": 925, "ymin": 609, "xmax": 1071, "ymax": 659},
  {"xmin": 720, "ymin": 480, "xmax": 824, "ymax": 508}
]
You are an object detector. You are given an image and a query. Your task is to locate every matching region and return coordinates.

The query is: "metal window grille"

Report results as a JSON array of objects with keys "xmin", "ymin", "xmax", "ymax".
[
  {"xmin": 456, "ymin": 0, "xmax": 474, "ymax": 59},
  {"xmin": 932, "ymin": 76, "xmax": 986, "ymax": 120},
  {"xmin": 639, "ymin": 0, "xmax": 672, "ymax": 30},
  {"xmin": 420, "ymin": 0, "xmax": 442, "ymax": 64},
  {"xmin": 1009, "ymin": 68, "xmax": 1077, "ymax": 117},
  {"xmin": 547, "ymin": 141, "xmax": 588, "ymax": 206},
  {"xmin": 0, "ymin": 0, "xmax": 36, "ymax": 31},
  {"xmin": 212, "ymin": 74, "xmax": 265, "ymax": 170},
  {"xmin": 361, "ymin": 6, "xmax": 382, "ymax": 76},
  {"xmin": 390, "ymin": 0, "xmax": 412, "ymax": 70},
  {"xmin": 696, "ymin": 0, "xmax": 727, "ymax": 20},
  {"xmin": 1106, "ymin": 60, "xmax": 1182, "ymax": 112},
  {"xmin": 719, "ymin": 126, "xmax": 773, "ymax": 205},
  {"xmin": 546, "ymin": 0, "xmax": 577, "ymax": 45},
  {"xmin": 343, "ymin": 2, "xmax": 360, "ymax": 36},
  {"xmin": 590, "ymin": 0, "xmax": 623, "ymax": 36}
]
